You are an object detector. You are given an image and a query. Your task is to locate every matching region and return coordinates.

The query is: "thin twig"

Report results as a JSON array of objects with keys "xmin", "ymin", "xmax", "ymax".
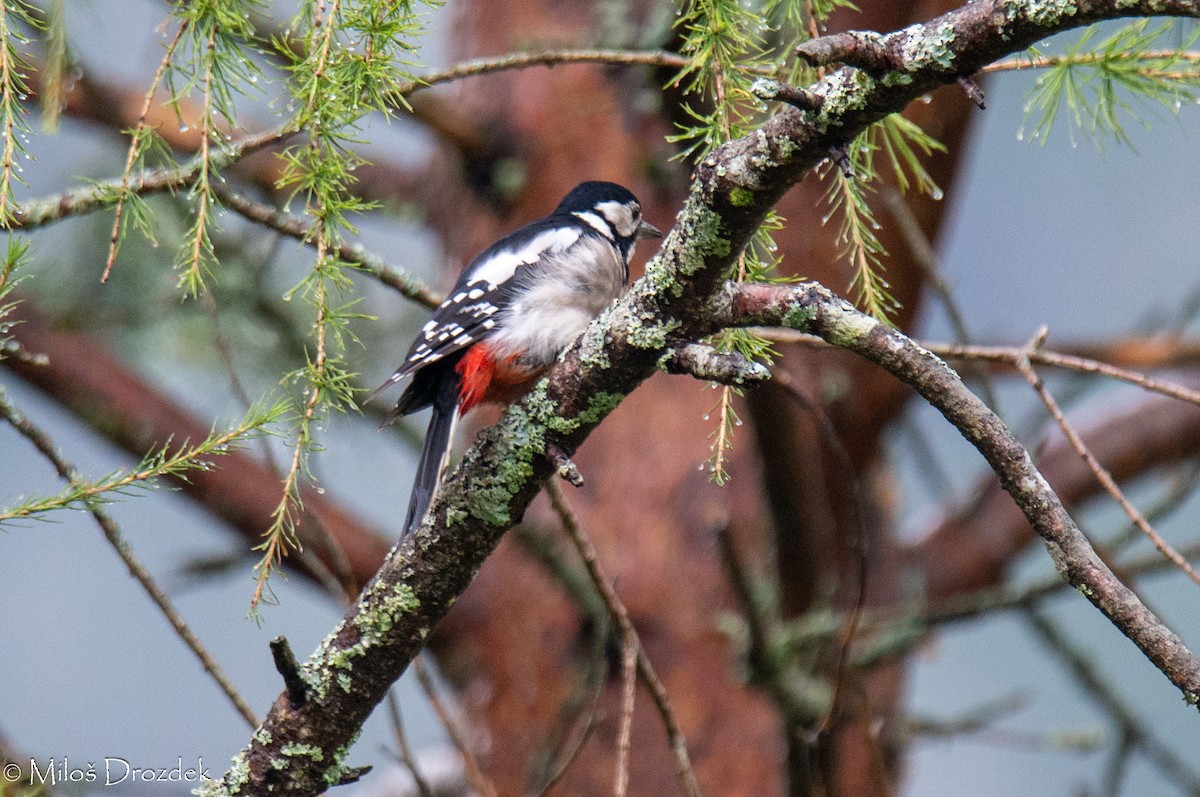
[
  {"xmin": 13, "ymin": 124, "xmax": 294, "ymax": 231},
  {"xmin": 530, "ymin": 694, "xmax": 605, "ymax": 797},
  {"xmin": 938, "ymin": 341, "xmax": 1200, "ymax": 408},
  {"xmin": 1109, "ymin": 459, "xmax": 1200, "ymax": 553},
  {"xmin": 983, "ymin": 49, "xmax": 1200, "ymax": 76},
  {"xmin": 413, "ymin": 656, "xmax": 498, "ymax": 797},
  {"xmin": 546, "ymin": 483, "xmax": 637, "ymax": 797},
  {"xmin": 390, "ymin": 49, "xmax": 702, "ymax": 100},
  {"xmin": 727, "ymin": 281, "xmax": 1200, "ymax": 702},
  {"xmin": 757, "ymin": 328, "xmax": 1200, "ymax": 409},
  {"xmin": 212, "ymin": 182, "xmax": 440, "ymax": 308},
  {"xmin": 614, "ymin": 636, "xmax": 638, "ymax": 797},
  {"xmin": 876, "ymin": 183, "xmax": 1002, "ymax": 414},
  {"xmin": 0, "ymin": 386, "xmax": 259, "ymax": 728},
  {"xmin": 1025, "ymin": 610, "xmax": 1200, "ymax": 793},
  {"xmin": 386, "ymin": 690, "xmax": 436, "ymax": 797},
  {"xmin": 545, "ymin": 482, "xmax": 703, "ymax": 797},
  {"xmin": 1015, "ymin": 329, "xmax": 1200, "ymax": 588}
]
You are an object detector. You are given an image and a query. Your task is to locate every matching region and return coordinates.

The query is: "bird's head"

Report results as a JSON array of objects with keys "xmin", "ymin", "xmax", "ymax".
[{"xmin": 557, "ymin": 181, "xmax": 662, "ymax": 260}]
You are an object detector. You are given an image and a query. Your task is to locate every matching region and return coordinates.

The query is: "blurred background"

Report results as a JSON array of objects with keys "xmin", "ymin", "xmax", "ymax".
[{"xmin": 1, "ymin": 1, "xmax": 1199, "ymax": 795}]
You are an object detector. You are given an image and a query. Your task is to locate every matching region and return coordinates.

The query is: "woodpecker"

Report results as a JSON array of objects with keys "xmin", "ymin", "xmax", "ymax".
[{"xmin": 372, "ymin": 181, "xmax": 662, "ymax": 537}]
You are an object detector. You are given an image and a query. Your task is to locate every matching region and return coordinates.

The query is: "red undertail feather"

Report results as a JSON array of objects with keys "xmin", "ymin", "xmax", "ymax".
[
  {"xmin": 455, "ymin": 344, "xmax": 543, "ymax": 413},
  {"xmin": 455, "ymin": 345, "xmax": 496, "ymax": 414}
]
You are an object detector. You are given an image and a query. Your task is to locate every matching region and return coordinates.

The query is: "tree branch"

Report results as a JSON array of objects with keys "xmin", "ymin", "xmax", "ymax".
[{"xmin": 200, "ymin": 2, "xmax": 1200, "ymax": 793}]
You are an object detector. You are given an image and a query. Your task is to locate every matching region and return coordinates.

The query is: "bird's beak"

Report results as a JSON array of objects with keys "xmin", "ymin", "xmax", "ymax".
[{"xmin": 637, "ymin": 221, "xmax": 663, "ymax": 240}]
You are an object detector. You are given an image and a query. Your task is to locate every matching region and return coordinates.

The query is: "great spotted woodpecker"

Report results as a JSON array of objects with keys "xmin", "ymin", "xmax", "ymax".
[{"xmin": 372, "ymin": 181, "xmax": 662, "ymax": 537}]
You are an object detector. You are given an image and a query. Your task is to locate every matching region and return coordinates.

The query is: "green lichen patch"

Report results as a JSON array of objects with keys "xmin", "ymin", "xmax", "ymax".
[
  {"xmin": 321, "ymin": 738, "xmax": 360, "ymax": 788},
  {"xmin": 898, "ymin": 23, "xmax": 957, "ymax": 71},
  {"xmin": 814, "ymin": 69, "xmax": 874, "ymax": 132},
  {"xmin": 462, "ymin": 403, "xmax": 544, "ymax": 526},
  {"xmin": 824, "ymin": 305, "xmax": 880, "ymax": 349},
  {"xmin": 192, "ymin": 751, "xmax": 249, "ymax": 797},
  {"xmin": 783, "ymin": 303, "xmax": 819, "ymax": 332},
  {"xmin": 1021, "ymin": 0, "xmax": 1078, "ymax": 25},
  {"xmin": 626, "ymin": 316, "xmax": 682, "ymax": 350},
  {"xmin": 729, "ymin": 186, "xmax": 755, "ymax": 207},
  {"xmin": 674, "ymin": 203, "xmax": 732, "ymax": 273},
  {"xmin": 578, "ymin": 392, "xmax": 624, "ymax": 425},
  {"xmin": 356, "ymin": 584, "xmax": 421, "ymax": 644},
  {"xmin": 280, "ymin": 743, "xmax": 324, "ymax": 762},
  {"xmin": 578, "ymin": 315, "xmax": 614, "ymax": 368}
]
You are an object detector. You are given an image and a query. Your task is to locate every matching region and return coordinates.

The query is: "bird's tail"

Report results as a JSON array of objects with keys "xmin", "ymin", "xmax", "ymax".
[{"xmin": 402, "ymin": 381, "xmax": 460, "ymax": 538}]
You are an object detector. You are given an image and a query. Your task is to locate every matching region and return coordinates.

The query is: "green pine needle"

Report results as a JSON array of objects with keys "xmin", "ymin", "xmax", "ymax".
[{"xmin": 1021, "ymin": 20, "xmax": 1200, "ymax": 150}]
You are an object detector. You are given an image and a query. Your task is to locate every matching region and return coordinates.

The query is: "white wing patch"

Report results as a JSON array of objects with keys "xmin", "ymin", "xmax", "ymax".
[
  {"xmin": 467, "ymin": 226, "xmax": 582, "ymax": 287},
  {"xmin": 398, "ymin": 287, "xmax": 506, "ymax": 369}
]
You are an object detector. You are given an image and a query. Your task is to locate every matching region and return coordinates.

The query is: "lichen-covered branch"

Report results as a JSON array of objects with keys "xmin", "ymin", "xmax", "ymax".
[
  {"xmin": 204, "ymin": 1, "xmax": 1200, "ymax": 793},
  {"xmin": 10, "ymin": 125, "xmax": 292, "ymax": 231},
  {"xmin": 661, "ymin": 341, "xmax": 772, "ymax": 386}
]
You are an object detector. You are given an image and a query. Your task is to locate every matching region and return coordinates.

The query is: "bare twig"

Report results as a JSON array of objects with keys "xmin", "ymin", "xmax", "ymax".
[
  {"xmin": 390, "ymin": 49, "xmax": 700, "ymax": 100},
  {"xmin": 1025, "ymin": 610, "xmax": 1200, "ymax": 793},
  {"xmin": 725, "ymin": 281, "xmax": 1200, "ymax": 704},
  {"xmin": 546, "ymin": 482, "xmax": 704, "ymax": 797},
  {"xmin": 546, "ymin": 482, "xmax": 642, "ymax": 797},
  {"xmin": 13, "ymin": 124, "xmax": 293, "ymax": 232},
  {"xmin": 212, "ymin": 183, "xmax": 440, "ymax": 309},
  {"xmin": 1015, "ymin": 328, "xmax": 1200, "ymax": 588},
  {"xmin": 876, "ymin": 183, "xmax": 1002, "ymax": 414},
  {"xmin": 937, "ymin": 341, "xmax": 1200, "ymax": 408},
  {"xmin": 758, "ymin": 328, "xmax": 1200, "ymax": 409},
  {"xmin": 270, "ymin": 636, "xmax": 309, "ymax": 709},
  {"xmin": 413, "ymin": 656, "xmax": 497, "ymax": 797},
  {"xmin": 386, "ymin": 690, "xmax": 436, "ymax": 797}
]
